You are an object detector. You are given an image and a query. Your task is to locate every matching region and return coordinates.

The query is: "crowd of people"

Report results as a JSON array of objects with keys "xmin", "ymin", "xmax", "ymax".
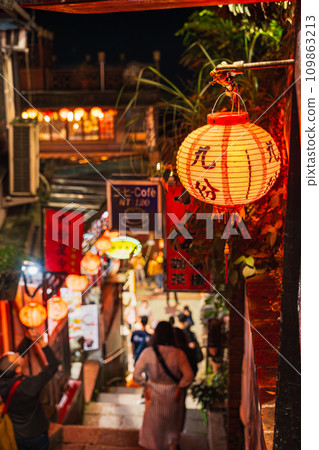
[
  {"xmin": 0, "ymin": 295, "xmax": 202, "ymax": 450},
  {"xmin": 129, "ymin": 251, "xmax": 164, "ymax": 294}
]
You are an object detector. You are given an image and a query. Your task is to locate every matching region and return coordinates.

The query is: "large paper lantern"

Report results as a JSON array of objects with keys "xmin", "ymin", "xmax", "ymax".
[
  {"xmin": 47, "ymin": 296, "xmax": 68, "ymax": 321},
  {"xmin": 65, "ymin": 274, "xmax": 89, "ymax": 292},
  {"xmin": 95, "ymin": 236, "xmax": 112, "ymax": 252},
  {"xmin": 19, "ymin": 302, "xmax": 47, "ymax": 328},
  {"xmin": 176, "ymin": 111, "xmax": 281, "ymax": 211},
  {"xmin": 80, "ymin": 252, "xmax": 101, "ymax": 272}
]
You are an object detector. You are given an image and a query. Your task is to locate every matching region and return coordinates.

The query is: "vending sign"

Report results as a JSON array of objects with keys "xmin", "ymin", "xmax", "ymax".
[
  {"xmin": 107, "ymin": 180, "xmax": 162, "ymax": 233},
  {"xmin": 165, "ymin": 184, "xmax": 211, "ymax": 292}
]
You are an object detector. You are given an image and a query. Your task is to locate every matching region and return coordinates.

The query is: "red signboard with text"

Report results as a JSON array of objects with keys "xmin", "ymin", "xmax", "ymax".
[
  {"xmin": 45, "ymin": 208, "xmax": 83, "ymax": 274},
  {"xmin": 165, "ymin": 185, "xmax": 211, "ymax": 292}
]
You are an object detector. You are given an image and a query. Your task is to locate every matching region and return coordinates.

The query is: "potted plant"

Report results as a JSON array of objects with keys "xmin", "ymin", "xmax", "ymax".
[
  {"xmin": 192, "ymin": 366, "xmax": 228, "ymax": 449},
  {"xmin": 0, "ymin": 246, "xmax": 24, "ymax": 300}
]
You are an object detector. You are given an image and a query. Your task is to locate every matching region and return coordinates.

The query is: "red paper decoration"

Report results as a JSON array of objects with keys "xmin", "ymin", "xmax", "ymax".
[
  {"xmin": 19, "ymin": 302, "xmax": 47, "ymax": 328},
  {"xmin": 47, "ymin": 296, "xmax": 68, "ymax": 321},
  {"xmin": 176, "ymin": 112, "xmax": 281, "ymax": 210},
  {"xmin": 65, "ymin": 274, "xmax": 89, "ymax": 292}
]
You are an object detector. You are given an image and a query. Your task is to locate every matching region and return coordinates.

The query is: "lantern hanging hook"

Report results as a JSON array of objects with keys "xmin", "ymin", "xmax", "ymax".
[
  {"xmin": 210, "ymin": 62, "xmax": 238, "ymax": 108},
  {"xmin": 212, "ymin": 91, "xmax": 247, "ymax": 115}
]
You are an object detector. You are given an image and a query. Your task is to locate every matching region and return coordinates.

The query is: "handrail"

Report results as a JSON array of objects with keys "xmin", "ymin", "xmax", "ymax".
[{"xmin": 102, "ymin": 347, "xmax": 125, "ymax": 365}]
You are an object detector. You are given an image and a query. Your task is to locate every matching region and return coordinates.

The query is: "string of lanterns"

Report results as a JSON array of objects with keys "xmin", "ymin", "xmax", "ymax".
[
  {"xmin": 21, "ymin": 107, "xmax": 118, "ymax": 122},
  {"xmin": 19, "ymin": 223, "xmax": 116, "ymax": 328}
]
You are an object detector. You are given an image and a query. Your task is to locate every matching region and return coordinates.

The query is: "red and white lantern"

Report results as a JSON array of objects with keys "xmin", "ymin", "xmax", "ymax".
[{"xmin": 176, "ymin": 111, "xmax": 281, "ymax": 211}]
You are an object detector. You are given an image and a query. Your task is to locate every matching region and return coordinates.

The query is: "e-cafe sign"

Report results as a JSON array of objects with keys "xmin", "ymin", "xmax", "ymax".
[{"xmin": 107, "ymin": 180, "xmax": 162, "ymax": 233}]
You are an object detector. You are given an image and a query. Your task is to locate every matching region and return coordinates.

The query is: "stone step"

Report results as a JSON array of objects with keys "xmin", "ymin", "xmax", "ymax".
[
  {"xmin": 85, "ymin": 401, "xmax": 144, "ymax": 417},
  {"xmin": 97, "ymin": 393, "xmax": 142, "ymax": 404},
  {"xmin": 83, "ymin": 412, "xmax": 143, "ymax": 429},
  {"xmin": 62, "ymin": 426, "xmax": 139, "ymax": 447},
  {"xmin": 180, "ymin": 432, "xmax": 209, "ymax": 450},
  {"xmin": 59, "ymin": 445, "xmax": 141, "ymax": 450},
  {"xmin": 108, "ymin": 386, "xmax": 143, "ymax": 395}
]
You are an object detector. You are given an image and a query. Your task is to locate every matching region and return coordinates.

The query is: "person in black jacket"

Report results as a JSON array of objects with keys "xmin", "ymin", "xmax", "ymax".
[{"xmin": 0, "ymin": 329, "xmax": 59, "ymax": 450}]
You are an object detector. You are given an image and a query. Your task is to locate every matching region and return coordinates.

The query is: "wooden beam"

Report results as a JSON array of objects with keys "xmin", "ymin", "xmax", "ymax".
[{"xmin": 18, "ymin": 0, "xmax": 279, "ymax": 14}]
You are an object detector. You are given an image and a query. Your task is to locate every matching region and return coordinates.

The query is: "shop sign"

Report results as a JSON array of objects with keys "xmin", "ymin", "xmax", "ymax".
[
  {"xmin": 45, "ymin": 208, "xmax": 83, "ymax": 274},
  {"xmin": 107, "ymin": 180, "xmax": 162, "ymax": 233},
  {"xmin": 82, "ymin": 304, "xmax": 99, "ymax": 351},
  {"xmin": 165, "ymin": 184, "xmax": 211, "ymax": 292}
]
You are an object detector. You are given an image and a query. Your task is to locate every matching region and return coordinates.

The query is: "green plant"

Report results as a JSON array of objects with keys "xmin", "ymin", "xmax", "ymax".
[
  {"xmin": 204, "ymin": 294, "xmax": 229, "ymax": 320},
  {"xmin": 0, "ymin": 246, "xmax": 24, "ymax": 273},
  {"xmin": 191, "ymin": 365, "xmax": 228, "ymax": 416}
]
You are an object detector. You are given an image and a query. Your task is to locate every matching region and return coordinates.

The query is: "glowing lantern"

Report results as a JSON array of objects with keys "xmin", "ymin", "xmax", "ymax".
[
  {"xmin": 59, "ymin": 108, "xmax": 70, "ymax": 121},
  {"xmin": 67, "ymin": 111, "xmax": 74, "ymax": 122},
  {"xmin": 47, "ymin": 296, "xmax": 68, "ymax": 321},
  {"xmin": 90, "ymin": 107, "xmax": 103, "ymax": 119},
  {"xmin": 80, "ymin": 252, "xmax": 101, "ymax": 272},
  {"xmin": 176, "ymin": 111, "xmax": 281, "ymax": 212},
  {"xmin": 159, "ymin": 239, "xmax": 165, "ymax": 249},
  {"xmin": 65, "ymin": 274, "xmax": 89, "ymax": 292},
  {"xmin": 19, "ymin": 302, "xmax": 47, "ymax": 328},
  {"xmin": 106, "ymin": 237, "xmax": 142, "ymax": 260},
  {"xmin": 104, "ymin": 230, "xmax": 119, "ymax": 239},
  {"xmin": 95, "ymin": 236, "xmax": 112, "ymax": 252},
  {"xmin": 103, "ymin": 229, "xmax": 111, "ymax": 238},
  {"xmin": 74, "ymin": 107, "xmax": 85, "ymax": 121},
  {"xmin": 26, "ymin": 109, "xmax": 38, "ymax": 119},
  {"xmin": 21, "ymin": 111, "xmax": 28, "ymax": 120}
]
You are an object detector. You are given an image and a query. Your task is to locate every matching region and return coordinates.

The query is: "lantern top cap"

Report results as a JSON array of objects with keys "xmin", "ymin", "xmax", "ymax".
[{"xmin": 207, "ymin": 111, "xmax": 249, "ymax": 126}]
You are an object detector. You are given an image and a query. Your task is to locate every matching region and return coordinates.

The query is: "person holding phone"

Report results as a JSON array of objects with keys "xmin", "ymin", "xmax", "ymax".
[{"xmin": 0, "ymin": 329, "xmax": 59, "ymax": 450}]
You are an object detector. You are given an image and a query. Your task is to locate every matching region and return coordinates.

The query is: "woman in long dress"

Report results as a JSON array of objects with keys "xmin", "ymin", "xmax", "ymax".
[{"xmin": 133, "ymin": 321, "xmax": 194, "ymax": 450}]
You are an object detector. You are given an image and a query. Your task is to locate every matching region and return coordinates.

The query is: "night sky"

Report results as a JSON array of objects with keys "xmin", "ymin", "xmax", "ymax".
[{"xmin": 33, "ymin": 7, "xmax": 198, "ymax": 83}]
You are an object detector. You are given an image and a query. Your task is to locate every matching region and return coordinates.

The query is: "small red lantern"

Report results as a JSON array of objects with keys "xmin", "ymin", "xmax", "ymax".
[
  {"xmin": 80, "ymin": 252, "xmax": 101, "ymax": 272},
  {"xmin": 65, "ymin": 274, "xmax": 89, "ymax": 292},
  {"xmin": 95, "ymin": 236, "xmax": 112, "ymax": 252},
  {"xmin": 19, "ymin": 302, "xmax": 47, "ymax": 328},
  {"xmin": 177, "ymin": 111, "xmax": 281, "ymax": 212},
  {"xmin": 47, "ymin": 296, "xmax": 68, "ymax": 321}
]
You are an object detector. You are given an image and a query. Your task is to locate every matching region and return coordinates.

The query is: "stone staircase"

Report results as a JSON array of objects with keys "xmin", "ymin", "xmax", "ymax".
[{"xmin": 81, "ymin": 386, "xmax": 209, "ymax": 450}]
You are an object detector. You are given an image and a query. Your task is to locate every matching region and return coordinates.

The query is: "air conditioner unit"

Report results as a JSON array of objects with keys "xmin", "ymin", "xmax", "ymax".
[{"xmin": 8, "ymin": 120, "xmax": 39, "ymax": 196}]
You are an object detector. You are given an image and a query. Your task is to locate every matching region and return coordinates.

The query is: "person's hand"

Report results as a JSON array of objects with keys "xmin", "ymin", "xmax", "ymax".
[
  {"xmin": 174, "ymin": 386, "xmax": 184, "ymax": 403},
  {"xmin": 144, "ymin": 385, "xmax": 151, "ymax": 403},
  {"xmin": 26, "ymin": 328, "xmax": 47, "ymax": 348}
]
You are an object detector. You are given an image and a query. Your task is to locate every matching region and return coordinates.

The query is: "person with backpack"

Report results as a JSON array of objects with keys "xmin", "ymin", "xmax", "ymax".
[
  {"xmin": 176, "ymin": 313, "xmax": 203, "ymax": 368},
  {"xmin": 131, "ymin": 316, "xmax": 152, "ymax": 364},
  {"xmin": 133, "ymin": 321, "xmax": 194, "ymax": 450},
  {"xmin": 0, "ymin": 329, "xmax": 59, "ymax": 450}
]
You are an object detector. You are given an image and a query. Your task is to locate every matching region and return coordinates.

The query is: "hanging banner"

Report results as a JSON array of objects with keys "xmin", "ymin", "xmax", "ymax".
[
  {"xmin": 165, "ymin": 184, "xmax": 211, "ymax": 292},
  {"xmin": 45, "ymin": 208, "xmax": 83, "ymax": 274},
  {"xmin": 107, "ymin": 180, "xmax": 162, "ymax": 233}
]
